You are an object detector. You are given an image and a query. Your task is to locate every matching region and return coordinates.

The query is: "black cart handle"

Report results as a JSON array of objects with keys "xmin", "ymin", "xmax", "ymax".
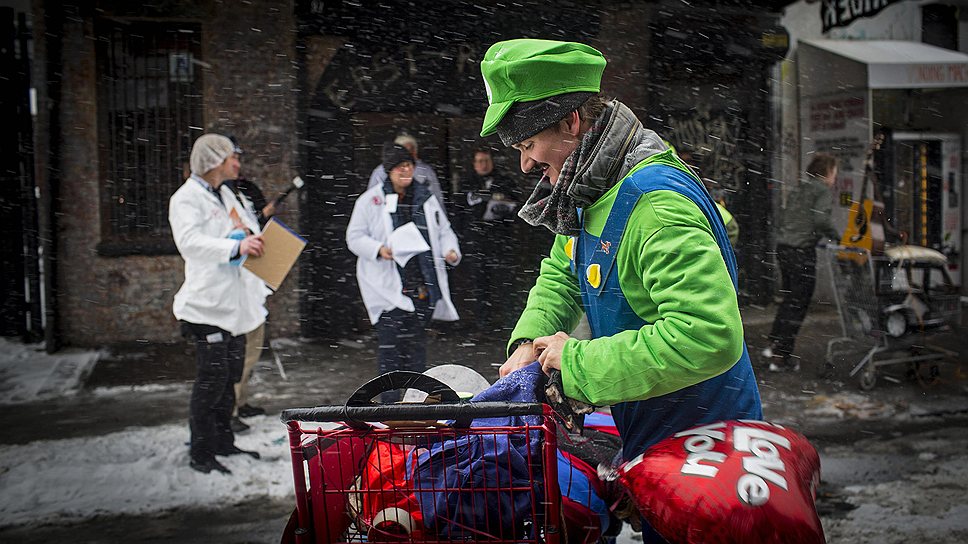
[{"xmin": 280, "ymin": 401, "xmax": 546, "ymax": 425}]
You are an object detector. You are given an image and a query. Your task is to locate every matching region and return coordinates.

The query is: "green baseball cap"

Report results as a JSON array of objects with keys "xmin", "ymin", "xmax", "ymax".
[{"xmin": 480, "ymin": 39, "xmax": 606, "ymax": 143}]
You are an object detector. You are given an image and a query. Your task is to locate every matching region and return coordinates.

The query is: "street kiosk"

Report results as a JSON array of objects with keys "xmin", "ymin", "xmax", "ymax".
[{"xmin": 797, "ymin": 39, "xmax": 968, "ymax": 292}]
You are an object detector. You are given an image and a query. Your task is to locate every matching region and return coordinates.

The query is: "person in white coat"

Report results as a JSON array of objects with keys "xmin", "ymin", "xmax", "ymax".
[
  {"xmin": 347, "ymin": 142, "xmax": 461, "ymax": 402},
  {"xmin": 169, "ymin": 133, "xmax": 265, "ymax": 474}
]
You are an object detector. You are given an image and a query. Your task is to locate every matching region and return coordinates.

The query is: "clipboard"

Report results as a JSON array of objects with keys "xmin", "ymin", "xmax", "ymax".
[{"xmin": 242, "ymin": 218, "xmax": 307, "ymax": 290}]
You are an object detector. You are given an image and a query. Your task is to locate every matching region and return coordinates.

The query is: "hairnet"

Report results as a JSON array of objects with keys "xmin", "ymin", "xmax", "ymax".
[{"xmin": 190, "ymin": 134, "xmax": 235, "ymax": 176}]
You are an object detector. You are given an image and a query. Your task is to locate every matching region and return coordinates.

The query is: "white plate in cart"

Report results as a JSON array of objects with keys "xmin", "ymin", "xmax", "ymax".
[{"xmin": 402, "ymin": 364, "xmax": 491, "ymax": 403}]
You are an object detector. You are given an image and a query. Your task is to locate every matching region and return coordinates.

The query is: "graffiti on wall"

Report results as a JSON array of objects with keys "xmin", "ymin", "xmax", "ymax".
[
  {"xmin": 668, "ymin": 107, "xmax": 748, "ymax": 193},
  {"xmin": 322, "ymin": 43, "xmax": 479, "ymax": 110}
]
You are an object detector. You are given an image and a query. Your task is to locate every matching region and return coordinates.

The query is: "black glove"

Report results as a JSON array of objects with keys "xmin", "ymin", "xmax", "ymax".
[{"xmin": 543, "ymin": 370, "xmax": 595, "ymax": 434}]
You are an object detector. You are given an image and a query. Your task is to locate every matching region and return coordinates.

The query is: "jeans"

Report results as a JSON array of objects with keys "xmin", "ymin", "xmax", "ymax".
[
  {"xmin": 374, "ymin": 296, "xmax": 433, "ymax": 403},
  {"xmin": 768, "ymin": 244, "xmax": 818, "ymax": 360},
  {"xmin": 182, "ymin": 321, "xmax": 245, "ymax": 461}
]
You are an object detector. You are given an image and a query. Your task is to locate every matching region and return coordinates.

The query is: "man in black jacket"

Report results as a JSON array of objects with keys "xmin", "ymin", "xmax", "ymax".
[{"xmin": 459, "ymin": 148, "xmax": 520, "ymax": 330}]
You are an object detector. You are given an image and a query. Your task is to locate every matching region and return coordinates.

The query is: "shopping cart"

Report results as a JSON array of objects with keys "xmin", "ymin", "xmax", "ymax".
[
  {"xmin": 279, "ymin": 371, "xmax": 566, "ymax": 544},
  {"xmin": 823, "ymin": 244, "xmax": 961, "ymax": 390}
]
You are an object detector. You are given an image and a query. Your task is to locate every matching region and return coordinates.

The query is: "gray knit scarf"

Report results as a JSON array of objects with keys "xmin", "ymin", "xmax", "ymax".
[{"xmin": 517, "ymin": 101, "xmax": 664, "ymax": 236}]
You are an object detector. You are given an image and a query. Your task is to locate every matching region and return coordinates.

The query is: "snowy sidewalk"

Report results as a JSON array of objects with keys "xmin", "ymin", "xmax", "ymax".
[
  {"xmin": 0, "ymin": 338, "xmax": 103, "ymax": 406},
  {"xmin": 0, "ymin": 416, "xmax": 293, "ymax": 527}
]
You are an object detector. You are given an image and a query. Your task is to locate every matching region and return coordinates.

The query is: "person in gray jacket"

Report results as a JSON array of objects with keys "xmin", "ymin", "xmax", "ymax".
[{"xmin": 763, "ymin": 153, "xmax": 840, "ymax": 372}]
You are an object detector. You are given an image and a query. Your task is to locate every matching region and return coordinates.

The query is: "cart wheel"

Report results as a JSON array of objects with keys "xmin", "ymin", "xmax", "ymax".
[
  {"xmin": 913, "ymin": 362, "xmax": 941, "ymax": 388},
  {"xmin": 885, "ymin": 311, "xmax": 907, "ymax": 338},
  {"xmin": 819, "ymin": 357, "xmax": 836, "ymax": 379},
  {"xmin": 858, "ymin": 363, "xmax": 877, "ymax": 391}
]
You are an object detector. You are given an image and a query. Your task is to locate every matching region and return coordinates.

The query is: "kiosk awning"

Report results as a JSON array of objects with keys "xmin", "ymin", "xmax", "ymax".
[{"xmin": 801, "ymin": 39, "xmax": 968, "ymax": 89}]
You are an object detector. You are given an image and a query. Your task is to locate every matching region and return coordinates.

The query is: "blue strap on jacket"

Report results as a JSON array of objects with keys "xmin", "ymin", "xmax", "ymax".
[{"xmin": 574, "ymin": 163, "xmax": 762, "ymax": 461}]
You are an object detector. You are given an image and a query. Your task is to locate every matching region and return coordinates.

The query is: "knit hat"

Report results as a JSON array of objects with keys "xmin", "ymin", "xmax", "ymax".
[
  {"xmin": 189, "ymin": 134, "xmax": 235, "ymax": 175},
  {"xmin": 480, "ymin": 39, "xmax": 606, "ymax": 146},
  {"xmin": 382, "ymin": 142, "xmax": 414, "ymax": 173}
]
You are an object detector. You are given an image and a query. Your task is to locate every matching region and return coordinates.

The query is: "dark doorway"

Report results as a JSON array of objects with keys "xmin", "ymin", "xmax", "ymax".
[
  {"xmin": 295, "ymin": 0, "xmax": 596, "ymax": 341},
  {"xmin": 894, "ymin": 140, "xmax": 946, "ymax": 250}
]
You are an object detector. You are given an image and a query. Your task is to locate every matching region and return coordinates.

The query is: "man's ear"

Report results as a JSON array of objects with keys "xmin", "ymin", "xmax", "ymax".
[{"xmin": 562, "ymin": 110, "xmax": 582, "ymax": 137}]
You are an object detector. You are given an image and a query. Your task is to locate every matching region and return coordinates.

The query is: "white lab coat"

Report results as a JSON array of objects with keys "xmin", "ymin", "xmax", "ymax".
[
  {"xmin": 169, "ymin": 176, "xmax": 267, "ymax": 337},
  {"xmin": 346, "ymin": 184, "xmax": 461, "ymax": 325}
]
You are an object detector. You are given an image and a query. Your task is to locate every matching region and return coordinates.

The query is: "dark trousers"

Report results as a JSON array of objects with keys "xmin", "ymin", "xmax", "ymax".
[
  {"xmin": 182, "ymin": 321, "xmax": 245, "ymax": 461},
  {"xmin": 374, "ymin": 297, "xmax": 432, "ymax": 403},
  {"xmin": 768, "ymin": 244, "xmax": 818, "ymax": 359}
]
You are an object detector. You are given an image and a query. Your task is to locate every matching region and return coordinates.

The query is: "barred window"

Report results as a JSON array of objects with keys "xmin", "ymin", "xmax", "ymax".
[{"xmin": 95, "ymin": 20, "xmax": 203, "ymax": 255}]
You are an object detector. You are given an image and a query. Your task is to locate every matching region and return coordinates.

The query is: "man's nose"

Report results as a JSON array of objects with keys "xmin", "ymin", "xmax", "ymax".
[{"xmin": 519, "ymin": 152, "xmax": 535, "ymax": 174}]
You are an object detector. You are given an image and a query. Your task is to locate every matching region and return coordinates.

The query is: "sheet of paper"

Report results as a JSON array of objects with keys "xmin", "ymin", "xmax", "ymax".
[
  {"xmin": 384, "ymin": 193, "xmax": 398, "ymax": 214},
  {"xmin": 388, "ymin": 221, "xmax": 430, "ymax": 267}
]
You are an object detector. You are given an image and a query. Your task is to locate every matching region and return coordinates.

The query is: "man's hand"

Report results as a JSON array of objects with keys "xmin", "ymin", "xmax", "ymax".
[
  {"xmin": 378, "ymin": 246, "xmax": 393, "ymax": 260},
  {"xmin": 262, "ymin": 201, "xmax": 278, "ymax": 219},
  {"xmin": 534, "ymin": 332, "xmax": 570, "ymax": 375},
  {"xmin": 499, "ymin": 341, "xmax": 536, "ymax": 378},
  {"xmin": 445, "ymin": 250, "xmax": 459, "ymax": 265},
  {"xmin": 240, "ymin": 235, "xmax": 264, "ymax": 257}
]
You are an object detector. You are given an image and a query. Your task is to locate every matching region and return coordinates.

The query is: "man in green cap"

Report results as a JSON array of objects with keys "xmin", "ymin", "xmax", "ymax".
[{"xmin": 482, "ymin": 38, "xmax": 762, "ymax": 489}]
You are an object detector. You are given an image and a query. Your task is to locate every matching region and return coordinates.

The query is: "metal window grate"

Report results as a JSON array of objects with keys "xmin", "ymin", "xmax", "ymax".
[{"xmin": 96, "ymin": 20, "xmax": 202, "ymax": 244}]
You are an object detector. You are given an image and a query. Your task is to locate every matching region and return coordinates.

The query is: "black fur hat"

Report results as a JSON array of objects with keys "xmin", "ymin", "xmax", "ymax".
[{"xmin": 382, "ymin": 142, "xmax": 414, "ymax": 173}]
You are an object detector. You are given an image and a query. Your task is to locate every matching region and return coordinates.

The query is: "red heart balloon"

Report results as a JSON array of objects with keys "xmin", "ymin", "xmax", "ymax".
[{"xmin": 618, "ymin": 420, "xmax": 824, "ymax": 544}]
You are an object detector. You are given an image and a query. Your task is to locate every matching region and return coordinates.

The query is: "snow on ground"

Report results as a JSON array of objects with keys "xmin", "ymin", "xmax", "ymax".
[
  {"xmin": 89, "ymin": 383, "xmax": 188, "ymax": 397},
  {"xmin": 803, "ymin": 391, "xmax": 898, "ymax": 420},
  {"xmin": 0, "ymin": 338, "xmax": 103, "ymax": 406},
  {"xmin": 0, "ymin": 414, "xmax": 305, "ymax": 527}
]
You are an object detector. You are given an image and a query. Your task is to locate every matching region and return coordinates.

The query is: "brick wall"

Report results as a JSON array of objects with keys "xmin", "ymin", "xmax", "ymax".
[
  {"xmin": 43, "ymin": 0, "xmax": 663, "ymax": 347},
  {"xmin": 202, "ymin": 0, "xmax": 300, "ymax": 338},
  {"xmin": 48, "ymin": 1, "xmax": 298, "ymax": 346}
]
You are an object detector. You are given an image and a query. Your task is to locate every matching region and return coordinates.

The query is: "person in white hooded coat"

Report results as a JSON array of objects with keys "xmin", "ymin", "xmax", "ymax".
[
  {"xmin": 169, "ymin": 133, "xmax": 265, "ymax": 474},
  {"xmin": 347, "ymin": 143, "xmax": 461, "ymax": 402}
]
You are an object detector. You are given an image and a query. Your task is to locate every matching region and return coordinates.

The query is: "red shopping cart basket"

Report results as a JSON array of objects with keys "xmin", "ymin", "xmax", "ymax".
[{"xmin": 279, "ymin": 372, "xmax": 563, "ymax": 544}]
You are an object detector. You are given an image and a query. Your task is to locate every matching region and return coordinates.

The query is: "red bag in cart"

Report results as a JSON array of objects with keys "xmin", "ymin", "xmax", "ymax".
[
  {"xmin": 348, "ymin": 440, "xmax": 428, "ymax": 540},
  {"xmin": 617, "ymin": 420, "xmax": 824, "ymax": 544}
]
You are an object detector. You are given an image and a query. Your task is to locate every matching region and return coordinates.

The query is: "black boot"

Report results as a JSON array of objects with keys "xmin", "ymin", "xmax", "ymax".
[
  {"xmin": 190, "ymin": 456, "xmax": 232, "ymax": 474},
  {"xmin": 215, "ymin": 445, "xmax": 261, "ymax": 460},
  {"xmin": 237, "ymin": 404, "xmax": 266, "ymax": 418},
  {"xmin": 230, "ymin": 416, "xmax": 250, "ymax": 433}
]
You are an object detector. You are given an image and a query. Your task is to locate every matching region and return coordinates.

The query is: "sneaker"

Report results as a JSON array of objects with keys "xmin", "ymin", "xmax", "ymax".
[
  {"xmin": 230, "ymin": 416, "xmax": 250, "ymax": 433},
  {"xmin": 190, "ymin": 456, "xmax": 232, "ymax": 474},
  {"xmin": 237, "ymin": 404, "xmax": 266, "ymax": 418},
  {"xmin": 769, "ymin": 360, "xmax": 801, "ymax": 372}
]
